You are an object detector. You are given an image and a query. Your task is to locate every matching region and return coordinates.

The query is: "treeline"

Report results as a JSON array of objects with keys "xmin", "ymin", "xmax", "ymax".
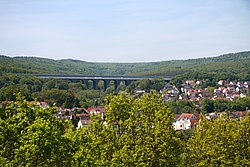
[
  {"xmin": 0, "ymin": 74, "xmax": 102, "ymax": 108},
  {"xmin": 1, "ymin": 51, "xmax": 250, "ymax": 77},
  {"xmin": 0, "ymin": 93, "xmax": 249, "ymax": 166},
  {"xmin": 124, "ymin": 51, "xmax": 250, "ymax": 77},
  {"xmin": 0, "ymin": 74, "xmax": 165, "ymax": 108}
]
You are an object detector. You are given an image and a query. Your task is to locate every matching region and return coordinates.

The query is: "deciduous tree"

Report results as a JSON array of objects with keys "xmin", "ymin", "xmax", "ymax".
[{"xmin": 187, "ymin": 114, "xmax": 250, "ymax": 166}]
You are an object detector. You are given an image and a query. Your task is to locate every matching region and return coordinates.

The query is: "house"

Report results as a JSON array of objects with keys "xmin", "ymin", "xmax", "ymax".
[
  {"xmin": 87, "ymin": 107, "xmax": 106, "ymax": 115},
  {"xmin": 214, "ymin": 89, "xmax": 222, "ymax": 94},
  {"xmin": 196, "ymin": 80, "xmax": 203, "ymax": 85},
  {"xmin": 212, "ymin": 97, "xmax": 231, "ymax": 101},
  {"xmin": 226, "ymin": 84, "xmax": 235, "ymax": 91},
  {"xmin": 163, "ymin": 88, "xmax": 179, "ymax": 94},
  {"xmin": 179, "ymin": 94, "xmax": 189, "ymax": 100},
  {"xmin": 86, "ymin": 107, "xmax": 107, "ymax": 121},
  {"xmin": 135, "ymin": 90, "xmax": 145, "ymax": 95},
  {"xmin": 187, "ymin": 89, "xmax": 198, "ymax": 97},
  {"xmin": 243, "ymin": 87, "xmax": 249, "ymax": 93},
  {"xmin": 205, "ymin": 112, "xmax": 218, "ymax": 119},
  {"xmin": 214, "ymin": 89, "xmax": 224, "ymax": 98},
  {"xmin": 37, "ymin": 102, "xmax": 49, "ymax": 109},
  {"xmin": 244, "ymin": 81, "xmax": 250, "ymax": 88},
  {"xmin": 181, "ymin": 84, "xmax": 193, "ymax": 93},
  {"xmin": 164, "ymin": 83, "xmax": 173, "ymax": 89},
  {"xmin": 173, "ymin": 113, "xmax": 200, "ymax": 130},
  {"xmin": 77, "ymin": 119, "xmax": 91, "ymax": 129},
  {"xmin": 72, "ymin": 107, "xmax": 88, "ymax": 114},
  {"xmin": 190, "ymin": 97, "xmax": 202, "ymax": 102},
  {"xmin": 76, "ymin": 114, "xmax": 91, "ymax": 129},
  {"xmin": 186, "ymin": 80, "xmax": 195, "ymax": 86},
  {"xmin": 218, "ymin": 80, "xmax": 226, "ymax": 85},
  {"xmin": 76, "ymin": 114, "xmax": 90, "ymax": 120},
  {"xmin": 173, "ymin": 118, "xmax": 192, "ymax": 130},
  {"xmin": 229, "ymin": 81, "xmax": 236, "ymax": 85},
  {"xmin": 231, "ymin": 111, "xmax": 248, "ymax": 120},
  {"xmin": 162, "ymin": 94, "xmax": 176, "ymax": 102},
  {"xmin": 240, "ymin": 93, "xmax": 247, "ymax": 98},
  {"xmin": 232, "ymin": 93, "xmax": 240, "ymax": 100},
  {"xmin": 57, "ymin": 108, "xmax": 64, "ymax": 119}
]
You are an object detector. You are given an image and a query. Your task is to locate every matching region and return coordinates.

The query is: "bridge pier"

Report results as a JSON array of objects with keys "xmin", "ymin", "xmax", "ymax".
[
  {"xmin": 124, "ymin": 80, "xmax": 131, "ymax": 86},
  {"xmin": 35, "ymin": 75, "xmax": 172, "ymax": 91},
  {"xmin": 92, "ymin": 80, "xmax": 98, "ymax": 90},
  {"xmin": 81, "ymin": 80, "xmax": 88, "ymax": 89},
  {"xmin": 81, "ymin": 80, "xmax": 85, "ymax": 85},
  {"xmin": 104, "ymin": 80, "xmax": 110, "ymax": 91},
  {"xmin": 114, "ymin": 80, "xmax": 118, "ymax": 91}
]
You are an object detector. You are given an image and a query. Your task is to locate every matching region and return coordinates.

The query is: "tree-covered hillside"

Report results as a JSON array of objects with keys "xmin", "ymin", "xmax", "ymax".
[{"xmin": 0, "ymin": 51, "xmax": 250, "ymax": 77}]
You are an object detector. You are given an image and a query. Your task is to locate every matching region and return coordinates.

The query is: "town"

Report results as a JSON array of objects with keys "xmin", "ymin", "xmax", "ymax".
[{"xmin": 27, "ymin": 78, "xmax": 249, "ymax": 130}]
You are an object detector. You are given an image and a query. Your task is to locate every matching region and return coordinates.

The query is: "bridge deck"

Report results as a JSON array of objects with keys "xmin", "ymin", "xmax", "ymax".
[{"xmin": 33, "ymin": 74, "xmax": 171, "ymax": 81}]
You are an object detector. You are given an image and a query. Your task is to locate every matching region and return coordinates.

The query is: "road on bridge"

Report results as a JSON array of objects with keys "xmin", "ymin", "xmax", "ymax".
[{"xmin": 32, "ymin": 74, "xmax": 171, "ymax": 82}]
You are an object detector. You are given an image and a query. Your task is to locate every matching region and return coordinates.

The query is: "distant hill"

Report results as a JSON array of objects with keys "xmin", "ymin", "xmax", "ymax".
[{"xmin": 0, "ymin": 51, "xmax": 250, "ymax": 77}]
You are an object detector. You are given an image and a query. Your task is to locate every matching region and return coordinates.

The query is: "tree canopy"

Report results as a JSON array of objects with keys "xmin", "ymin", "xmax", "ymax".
[
  {"xmin": 187, "ymin": 114, "xmax": 250, "ymax": 166},
  {"xmin": 1, "ymin": 93, "xmax": 250, "ymax": 166}
]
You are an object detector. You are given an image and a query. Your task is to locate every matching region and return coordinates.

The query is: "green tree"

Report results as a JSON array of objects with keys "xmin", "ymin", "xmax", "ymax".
[
  {"xmin": 0, "ymin": 85, "xmax": 32, "ymax": 101},
  {"xmin": 38, "ymin": 89, "xmax": 75, "ymax": 108},
  {"xmin": 236, "ymin": 97, "xmax": 250, "ymax": 111},
  {"xmin": 150, "ymin": 79, "xmax": 165, "ymax": 91},
  {"xmin": 136, "ymin": 79, "xmax": 151, "ymax": 91},
  {"xmin": 187, "ymin": 114, "xmax": 250, "ymax": 166},
  {"xmin": 202, "ymin": 98, "xmax": 215, "ymax": 113},
  {"xmin": 73, "ymin": 91, "xmax": 183, "ymax": 166},
  {"xmin": 0, "ymin": 93, "xmax": 74, "ymax": 166}
]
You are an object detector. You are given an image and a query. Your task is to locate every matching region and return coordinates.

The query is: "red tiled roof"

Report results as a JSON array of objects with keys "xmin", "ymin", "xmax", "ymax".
[
  {"xmin": 190, "ymin": 97, "xmax": 201, "ymax": 101},
  {"xmin": 38, "ymin": 102, "xmax": 48, "ymax": 106},
  {"xmin": 226, "ymin": 84, "xmax": 235, "ymax": 87},
  {"xmin": 240, "ymin": 111, "xmax": 248, "ymax": 117},
  {"xmin": 198, "ymin": 89, "xmax": 207, "ymax": 93},
  {"xmin": 194, "ymin": 114, "xmax": 200, "ymax": 119},
  {"xmin": 76, "ymin": 114, "xmax": 90, "ymax": 117},
  {"xmin": 87, "ymin": 107, "xmax": 106, "ymax": 113},
  {"xmin": 178, "ymin": 113, "xmax": 200, "ymax": 120},
  {"xmin": 213, "ymin": 97, "xmax": 231, "ymax": 101},
  {"xmin": 1, "ymin": 101, "xmax": 8, "ymax": 104},
  {"xmin": 177, "ymin": 113, "xmax": 200, "ymax": 126},
  {"xmin": 178, "ymin": 114, "xmax": 193, "ymax": 121},
  {"xmin": 190, "ymin": 119, "xmax": 200, "ymax": 126},
  {"xmin": 174, "ymin": 114, "xmax": 180, "ymax": 119}
]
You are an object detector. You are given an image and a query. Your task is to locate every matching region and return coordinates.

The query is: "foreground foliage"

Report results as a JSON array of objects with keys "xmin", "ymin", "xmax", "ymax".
[
  {"xmin": 0, "ymin": 93, "xmax": 250, "ymax": 166},
  {"xmin": 72, "ymin": 92, "xmax": 183, "ymax": 166},
  {"xmin": 187, "ymin": 114, "xmax": 250, "ymax": 166},
  {"xmin": 0, "ymin": 93, "xmax": 74, "ymax": 166}
]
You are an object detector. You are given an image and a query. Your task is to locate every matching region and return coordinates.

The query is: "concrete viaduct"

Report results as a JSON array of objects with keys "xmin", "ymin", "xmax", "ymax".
[{"xmin": 33, "ymin": 74, "xmax": 171, "ymax": 90}]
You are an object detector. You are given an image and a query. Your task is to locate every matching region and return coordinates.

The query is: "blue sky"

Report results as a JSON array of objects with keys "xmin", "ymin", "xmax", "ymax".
[{"xmin": 0, "ymin": 0, "xmax": 250, "ymax": 62}]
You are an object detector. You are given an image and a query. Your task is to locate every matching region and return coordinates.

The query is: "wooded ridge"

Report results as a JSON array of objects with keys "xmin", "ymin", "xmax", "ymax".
[{"xmin": 0, "ymin": 51, "xmax": 249, "ymax": 77}]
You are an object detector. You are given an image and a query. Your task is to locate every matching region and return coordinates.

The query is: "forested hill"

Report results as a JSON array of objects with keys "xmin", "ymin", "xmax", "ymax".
[{"xmin": 0, "ymin": 51, "xmax": 250, "ymax": 77}]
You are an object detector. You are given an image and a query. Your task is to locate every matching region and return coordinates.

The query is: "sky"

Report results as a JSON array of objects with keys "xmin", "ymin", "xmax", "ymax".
[{"xmin": 0, "ymin": 0, "xmax": 250, "ymax": 62}]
